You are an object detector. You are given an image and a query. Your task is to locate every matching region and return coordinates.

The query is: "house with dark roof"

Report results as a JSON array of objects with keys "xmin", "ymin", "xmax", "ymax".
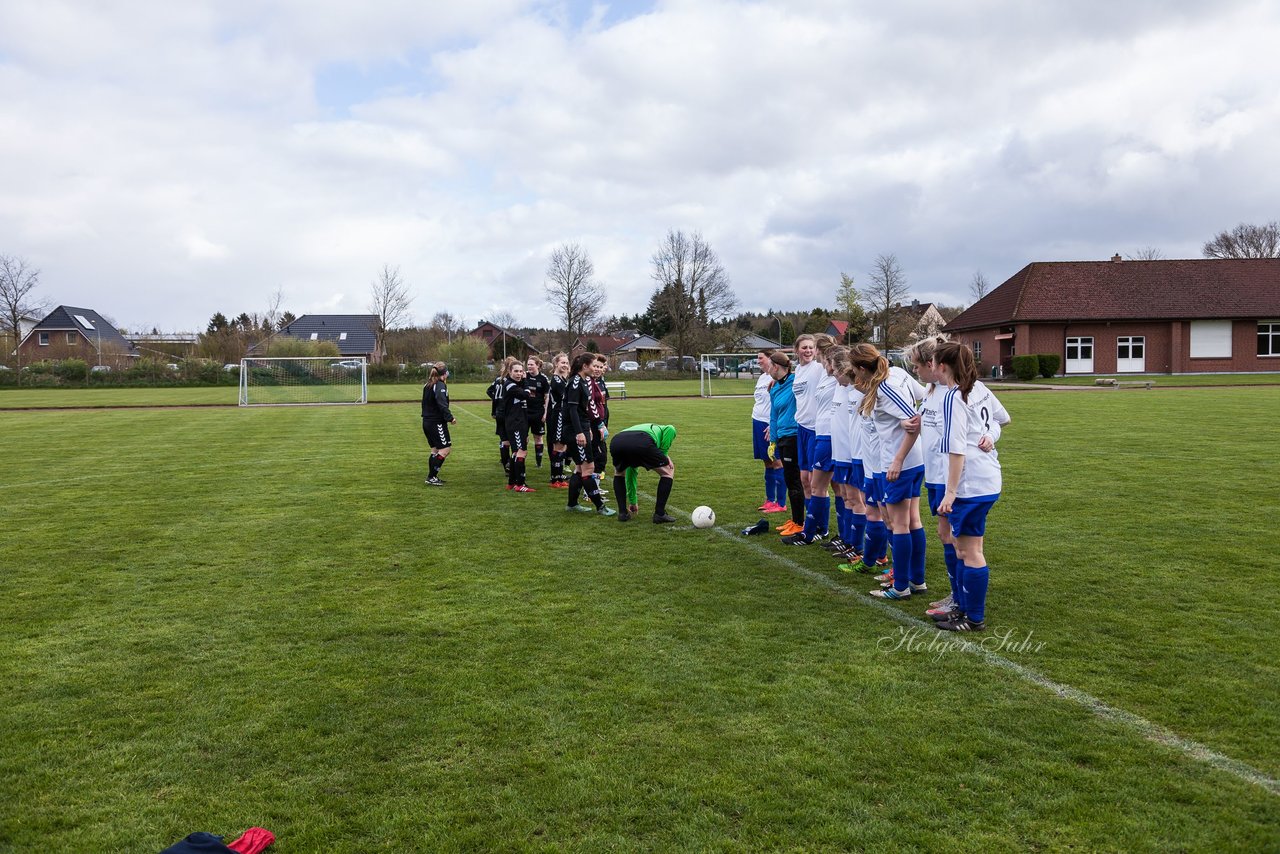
[
  {"xmin": 15, "ymin": 306, "xmax": 138, "ymax": 367},
  {"xmin": 945, "ymin": 256, "xmax": 1280, "ymax": 374},
  {"xmin": 250, "ymin": 315, "xmax": 381, "ymax": 360},
  {"xmin": 469, "ymin": 321, "xmax": 538, "ymax": 361},
  {"xmin": 569, "ymin": 334, "xmax": 629, "ymax": 360}
]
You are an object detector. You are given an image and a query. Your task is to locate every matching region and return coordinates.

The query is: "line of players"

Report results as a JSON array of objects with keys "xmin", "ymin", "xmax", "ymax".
[{"xmin": 753, "ymin": 333, "xmax": 1009, "ymax": 632}]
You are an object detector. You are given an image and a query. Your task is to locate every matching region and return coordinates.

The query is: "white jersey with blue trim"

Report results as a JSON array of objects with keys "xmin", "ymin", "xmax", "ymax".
[
  {"xmin": 966, "ymin": 380, "xmax": 1010, "ymax": 444},
  {"xmin": 813, "ymin": 373, "xmax": 837, "ymax": 436},
  {"xmin": 857, "ymin": 403, "xmax": 882, "ymax": 474},
  {"xmin": 830, "ymin": 383, "xmax": 852, "ymax": 463},
  {"xmin": 792, "ymin": 359, "xmax": 825, "ymax": 429},
  {"xmin": 939, "ymin": 381, "xmax": 1004, "ymax": 499},
  {"xmin": 872, "ymin": 368, "xmax": 924, "ymax": 472},
  {"xmin": 751, "ymin": 372, "xmax": 772, "ymax": 422},
  {"xmin": 847, "ymin": 386, "xmax": 865, "ymax": 465},
  {"xmin": 919, "ymin": 383, "xmax": 946, "ymax": 485}
]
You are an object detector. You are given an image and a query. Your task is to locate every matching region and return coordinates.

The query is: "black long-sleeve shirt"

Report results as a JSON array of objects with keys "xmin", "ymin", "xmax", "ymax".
[
  {"xmin": 548, "ymin": 374, "xmax": 567, "ymax": 419},
  {"xmin": 524, "ymin": 372, "xmax": 550, "ymax": 417},
  {"xmin": 503, "ymin": 378, "xmax": 532, "ymax": 428},
  {"xmin": 486, "ymin": 377, "xmax": 506, "ymax": 420},
  {"xmin": 566, "ymin": 373, "xmax": 593, "ymax": 438},
  {"xmin": 422, "ymin": 381, "xmax": 452, "ymax": 422}
]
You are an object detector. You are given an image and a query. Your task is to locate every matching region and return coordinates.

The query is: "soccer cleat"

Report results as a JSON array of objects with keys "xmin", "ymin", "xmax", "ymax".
[
  {"xmin": 618, "ymin": 510, "xmax": 632, "ymax": 522},
  {"xmin": 652, "ymin": 513, "xmax": 676, "ymax": 524},
  {"xmin": 910, "ymin": 583, "xmax": 928, "ymax": 593},
  {"xmin": 757, "ymin": 502, "xmax": 771, "ymax": 511},
  {"xmin": 776, "ymin": 521, "xmax": 803, "ymax": 536},
  {"xmin": 512, "ymin": 485, "xmax": 536, "ymax": 493},
  {"xmin": 876, "ymin": 556, "xmax": 891, "ymax": 567},
  {"xmin": 597, "ymin": 505, "xmax": 617, "ymax": 517},
  {"xmin": 822, "ymin": 537, "xmax": 846, "ymax": 552},
  {"xmin": 931, "ymin": 607, "xmax": 963, "ymax": 622},
  {"xmin": 870, "ymin": 586, "xmax": 911, "ymax": 599},
  {"xmin": 837, "ymin": 563, "xmax": 856, "ymax": 573},
  {"xmin": 762, "ymin": 502, "xmax": 787, "ymax": 513},
  {"xmin": 568, "ymin": 504, "xmax": 594, "ymax": 513},
  {"xmin": 928, "ymin": 594, "xmax": 954, "ymax": 610},
  {"xmin": 424, "ymin": 476, "xmax": 444, "ymax": 486},
  {"xmin": 783, "ymin": 533, "xmax": 814, "ymax": 546},
  {"xmin": 937, "ymin": 616, "xmax": 985, "ymax": 632},
  {"xmin": 504, "ymin": 484, "xmax": 514, "ymax": 490}
]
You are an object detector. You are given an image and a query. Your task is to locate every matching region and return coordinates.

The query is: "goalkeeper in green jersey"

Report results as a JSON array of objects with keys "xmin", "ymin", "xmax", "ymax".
[{"xmin": 609, "ymin": 423, "xmax": 677, "ymax": 524}]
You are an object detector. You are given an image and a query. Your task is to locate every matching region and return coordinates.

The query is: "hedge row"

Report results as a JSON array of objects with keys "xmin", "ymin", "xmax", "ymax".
[{"xmin": 1008, "ymin": 353, "xmax": 1062, "ymax": 380}]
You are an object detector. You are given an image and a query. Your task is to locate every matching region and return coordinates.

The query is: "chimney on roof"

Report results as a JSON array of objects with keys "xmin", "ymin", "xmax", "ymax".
[
  {"xmin": 911, "ymin": 299, "xmax": 919, "ymax": 309},
  {"xmin": 1111, "ymin": 253, "xmax": 1122, "ymax": 262}
]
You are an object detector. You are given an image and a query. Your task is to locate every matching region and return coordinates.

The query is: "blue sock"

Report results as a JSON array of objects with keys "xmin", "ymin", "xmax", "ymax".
[
  {"xmin": 833, "ymin": 497, "xmax": 846, "ymax": 541},
  {"xmin": 772, "ymin": 469, "xmax": 786, "ymax": 505},
  {"xmin": 954, "ymin": 561, "xmax": 968, "ymax": 612},
  {"xmin": 943, "ymin": 543, "xmax": 958, "ymax": 596},
  {"xmin": 964, "ymin": 564, "xmax": 989, "ymax": 623},
  {"xmin": 813, "ymin": 496, "xmax": 830, "ymax": 536},
  {"xmin": 891, "ymin": 532, "xmax": 913, "ymax": 591},
  {"xmin": 763, "ymin": 470, "xmax": 772, "ymax": 505},
  {"xmin": 870, "ymin": 521, "xmax": 888, "ymax": 566},
  {"xmin": 802, "ymin": 498, "xmax": 817, "ymax": 538},
  {"xmin": 910, "ymin": 527, "xmax": 927, "ymax": 585},
  {"xmin": 851, "ymin": 513, "xmax": 866, "ymax": 555}
]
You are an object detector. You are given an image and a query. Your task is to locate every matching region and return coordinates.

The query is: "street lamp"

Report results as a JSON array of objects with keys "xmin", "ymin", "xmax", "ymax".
[{"xmin": 768, "ymin": 314, "xmax": 784, "ymax": 347}]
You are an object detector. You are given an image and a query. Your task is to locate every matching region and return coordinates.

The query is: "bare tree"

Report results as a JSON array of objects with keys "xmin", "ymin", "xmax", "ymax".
[
  {"xmin": 1127, "ymin": 247, "xmax": 1164, "ymax": 261},
  {"xmin": 0, "ymin": 254, "xmax": 42, "ymax": 368},
  {"xmin": 860, "ymin": 253, "xmax": 912, "ymax": 348},
  {"xmin": 970, "ymin": 270, "xmax": 990, "ymax": 302},
  {"xmin": 649, "ymin": 229, "xmax": 737, "ymax": 357},
  {"xmin": 1203, "ymin": 221, "xmax": 1280, "ymax": 259},
  {"xmin": 368, "ymin": 264, "xmax": 414, "ymax": 363},
  {"xmin": 544, "ymin": 242, "xmax": 606, "ymax": 348},
  {"xmin": 430, "ymin": 311, "xmax": 466, "ymax": 343},
  {"xmin": 486, "ymin": 310, "xmax": 522, "ymax": 361}
]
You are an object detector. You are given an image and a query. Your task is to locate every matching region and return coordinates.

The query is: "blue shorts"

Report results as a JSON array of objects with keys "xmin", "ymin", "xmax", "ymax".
[
  {"xmin": 925, "ymin": 483, "xmax": 946, "ymax": 516},
  {"xmin": 884, "ymin": 465, "xmax": 925, "ymax": 505},
  {"xmin": 948, "ymin": 496, "xmax": 999, "ymax": 537},
  {"xmin": 831, "ymin": 461, "xmax": 852, "ymax": 485},
  {"xmin": 850, "ymin": 461, "xmax": 865, "ymax": 488},
  {"xmin": 811, "ymin": 436, "xmax": 834, "ymax": 471},
  {"xmin": 866, "ymin": 473, "xmax": 887, "ymax": 505},
  {"xmin": 752, "ymin": 419, "xmax": 772, "ymax": 461},
  {"xmin": 797, "ymin": 425, "xmax": 816, "ymax": 471}
]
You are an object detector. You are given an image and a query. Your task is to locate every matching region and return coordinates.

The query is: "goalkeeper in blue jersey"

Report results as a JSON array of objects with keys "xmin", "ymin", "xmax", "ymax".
[{"xmin": 609, "ymin": 423, "xmax": 677, "ymax": 524}]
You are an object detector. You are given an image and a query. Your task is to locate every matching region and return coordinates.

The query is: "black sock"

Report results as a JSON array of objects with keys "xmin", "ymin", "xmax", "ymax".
[
  {"xmin": 501, "ymin": 444, "xmax": 511, "ymax": 470},
  {"xmin": 568, "ymin": 472, "xmax": 582, "ymax": 505},
  {"xmin": 428, "ymin": 454, "xmax": 441, "ymax": 478},
  {"xmin": 655, "ymin": 476, "xmax": 673, "ymax": 515},
  {"xmin": 507, "ymin": 458, "xmax": 518, "ymax": 486},
  {"xmin": 585, "ymin": 478, "xmax": 604, "ymax": 509},
  {"xmin": 536, "ymin": 446, "xmax": 544, "ymax": 467},
  {"xmin": 517, "ymin": 458, "xmax": 527, "ymax": 486},
  {"xmin": 613, "ymin": 475, "xmax": 627, "ymax": 509},
  {"xmin": 551, "ymin": 452, "xmax": 563, "ymax": 482}
]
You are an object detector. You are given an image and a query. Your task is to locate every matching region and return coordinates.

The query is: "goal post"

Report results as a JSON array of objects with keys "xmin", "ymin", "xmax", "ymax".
[
  {"xmin": 238, "ymin": 357, "xmax": 368, "ymax": 406},
  {"xmin": 699, "ymin": 353, "xmax": 765, "ymax": 398}
]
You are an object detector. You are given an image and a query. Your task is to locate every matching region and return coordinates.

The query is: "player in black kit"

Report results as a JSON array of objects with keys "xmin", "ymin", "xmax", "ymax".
[
  {"xmin": 421, "ymin": 362, "xmax": 456, "ymax": 486},
  {"xmin": 565, "ymin": 352, "xmax": 615, "ymax": 516},
  {"xmin": 545, "ymin": 353, "xmax": 571, "ymax": 488},
  {"xmin": 523, "ymin": 356, "xmax": 551, "ymax": 469},
  {"xmin": 485, "ymin": 357, "xmax": 516, "ymax": 475},
  {"xmin": 502, "ymin": 361, "xmax": 536, "ymax": 492}
]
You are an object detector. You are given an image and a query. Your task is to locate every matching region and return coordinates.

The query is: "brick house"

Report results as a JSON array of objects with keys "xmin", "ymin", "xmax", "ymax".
[
  {"xmin": 945, "ymin": 257, "xmax": 1280, "ymax": 375},
  {"xmin": 469, "ymin": 321, "xmax": 537, "ymax": 361},
  {"xmin": 15, "ymin": 306, "xmax": 137, "ymax": 368},
  {"xmin": 250, "ymin": 314, "xmax": 381, "ymax": 361}
]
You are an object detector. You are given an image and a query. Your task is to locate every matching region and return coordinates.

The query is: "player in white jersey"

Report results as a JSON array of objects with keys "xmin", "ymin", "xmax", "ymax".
[
  {"xmin": 791, "ymin": 334, "xmax": 825, "ymax": 506},
  {"xmin": 751, "ymin": 350, "xmax": 786, "ymax": 513},
  {"xmin": 909, "ymin": 337, "xmax": 957, "ymax": 614},
  {"xmin": 788, "ymin": 343, "xmax": 840, "ymax": 544},
  {"xmin": 851, "ymin": 344, "xmax": 929, "ymax": 600},
  {"xmin": 825, "ymin": 352, "xmax": 864, "ymax": 562},
  {"xmin": 933, "ymin": 341, "xmax": 1008, "ymax": 632}
]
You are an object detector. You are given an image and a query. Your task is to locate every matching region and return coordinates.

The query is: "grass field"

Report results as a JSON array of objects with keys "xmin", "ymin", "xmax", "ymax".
[{"xmin": 2, "ymin": 388, "xmax": 1278, "ymax": 851}]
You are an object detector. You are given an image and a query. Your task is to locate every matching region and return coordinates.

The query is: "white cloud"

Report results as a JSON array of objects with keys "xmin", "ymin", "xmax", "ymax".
[{"xmin": 1, "ymin": 0, "xmax": 1278, "ymax": 332}]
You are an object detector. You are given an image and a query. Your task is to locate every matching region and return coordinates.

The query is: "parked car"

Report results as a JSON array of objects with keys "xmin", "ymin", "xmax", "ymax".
[
  {"xmin": 735, "ymin": 360, "xmax": 762, "ymax": 374},
  {"xmin": 167, "ymin": 363, "xmax": 180, "ymax": 371},
  {"xmin": 90, "ymin": 365, "xmax": 111, "ymax": 373},
  {"xmin": 700, "ymin": 360, "xmax": 720, "ymax": 376},
  {"xmin": 645, "ymin": 360, "xmax": 668, "ymax": 370},
  {"xmin": 331, "ymin": 359, "xmax": 364, "ymax": 369},
  {"xmin": 618, "ymin": 360, "xmax": 640, "ymax": 371},
  {"xmin": 223, "ymin": 363, "xmax": 239, "ymax": 372}
]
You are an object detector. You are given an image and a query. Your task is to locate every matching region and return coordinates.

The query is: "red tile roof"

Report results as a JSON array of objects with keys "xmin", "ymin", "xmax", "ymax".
[{"xmin": 946, "ymin": 259, "xmax": 1280, "ymax": 331}]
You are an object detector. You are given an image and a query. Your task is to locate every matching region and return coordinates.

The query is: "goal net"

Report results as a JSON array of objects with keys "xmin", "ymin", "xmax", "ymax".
[
  {"xmin": 238, "ymin": 357, "xmax": 368, "ymax": 406},
  {"xmin": 699, "ymin": 353, "xmax": 765, "ymax": 398}
]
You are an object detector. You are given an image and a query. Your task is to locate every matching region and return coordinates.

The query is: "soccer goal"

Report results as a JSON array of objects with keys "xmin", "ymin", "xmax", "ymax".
[
  {"xmin": 699, "ymin": 353, "xmax": 764, "ymax": 398},
  {"xmin": 238, "ymin": 357, "xmax": 368, "ymax": 406}
]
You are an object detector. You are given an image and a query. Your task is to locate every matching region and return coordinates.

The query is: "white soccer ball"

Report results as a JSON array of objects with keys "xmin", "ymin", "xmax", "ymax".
[{"xmin": 691, "ymin": 505, "xmax": 716, "ymax": 529}]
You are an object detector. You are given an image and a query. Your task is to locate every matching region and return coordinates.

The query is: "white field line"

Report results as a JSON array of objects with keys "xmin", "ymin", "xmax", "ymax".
[{"xmin": 644, "ymin": 496, "xmax": 1280, "ymax": 799}]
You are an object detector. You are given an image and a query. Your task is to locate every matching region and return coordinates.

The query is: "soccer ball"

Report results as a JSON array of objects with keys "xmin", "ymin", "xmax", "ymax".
[{"xmin": 691, "ymin": 505, "xmax": 716, "ymax": 529}]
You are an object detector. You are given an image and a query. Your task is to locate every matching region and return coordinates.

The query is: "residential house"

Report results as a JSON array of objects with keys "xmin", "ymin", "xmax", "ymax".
[
  {"xmin": 15, "ymin": 306, "xmax": 137, "ymax": 368},
  {"xmin": 944, "ymin": 256, "xmax": 1280, "ymax": 374},
  {"xmin": 251, "ymin": 315, "xmax": 381, "ymax": 361},
  {"xmin": 470, "ymin": 321, "xmax": 539, "ymax": 361}
]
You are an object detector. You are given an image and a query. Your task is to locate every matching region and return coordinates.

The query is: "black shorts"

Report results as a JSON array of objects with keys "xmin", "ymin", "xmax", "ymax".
[
  {"xmin": 494, "ymin": 418, "xmax": 505, "ymax": 439},
  {"xmin": 505, "ymin": 417, "xmax": 529, "ymax": 453},
  {"xmin": 569, "ymin": 427, "xmax": 594, "ymax": 465},
  {"xmin": 609, "ymin": 431, "xmax": 669, "ymax": 472},
  {"xmin": 549, "ymin": 410, "xmax": 568, "ymax": 445},
  {"xmin": 424, "ymin": 419, "xmax": 451, "ymax": 449},
  {"xmin": 528, "ymin": 414, "xmax": 546, "ymax": 436}
]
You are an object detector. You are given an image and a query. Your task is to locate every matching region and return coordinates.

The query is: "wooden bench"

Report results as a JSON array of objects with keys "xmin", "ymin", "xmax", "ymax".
[{"xmin": 604, "ymin": 381, "xmax": 627, "ymax": 400}]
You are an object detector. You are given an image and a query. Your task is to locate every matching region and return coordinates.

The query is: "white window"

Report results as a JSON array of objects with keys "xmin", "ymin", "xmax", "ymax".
[
  {"xmin": 67, "ymin": 332, "xmax": 78, "ymax": 345},
  {"xmin": 1065, "ymin": 337, "xmax": 1093, "ymax": 360},
  {"xmin": 38, "ymin": 332, "xmax": 49, "ymax": 346},
  {"xmin": 1190, "ymin": 320, "xmax": 1232, "ymax": 358},
  {"xmin": 74, "ymin": 314, "xmax": 95, "ymax": 330},
  {"xmin": 1258, "ymin": 322, "xmax": 1280, "ymax": 357},
  {"xmin": 971, "ymin": 340, "xmax": 982, "ymax": 361},
  {"xmin": 1117, "ymin": 336, "xmax": 1145, "ymax": 373},
  {"xmin": 339, "ymin": 332, "xmax": 348, "ymax": 341},
  {"xmin": 310, "ymin": 333, "xmax": 319, "ymax": 340}
]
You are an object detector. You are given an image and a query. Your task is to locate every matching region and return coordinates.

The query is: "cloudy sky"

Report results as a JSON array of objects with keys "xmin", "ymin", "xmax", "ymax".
[{"xmin": 2, "ymin": 0, "xmax": 1278, "ymax": 332}]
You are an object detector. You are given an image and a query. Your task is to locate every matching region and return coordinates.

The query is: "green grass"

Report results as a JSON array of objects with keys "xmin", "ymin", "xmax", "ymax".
[
  {"xmin": 2, "ymin": 389, "xmax": 1277, "ymax": 851},
  {"xmin": 1023, "ymin": 373, "xmax": 1280, "ymax": 387}
]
